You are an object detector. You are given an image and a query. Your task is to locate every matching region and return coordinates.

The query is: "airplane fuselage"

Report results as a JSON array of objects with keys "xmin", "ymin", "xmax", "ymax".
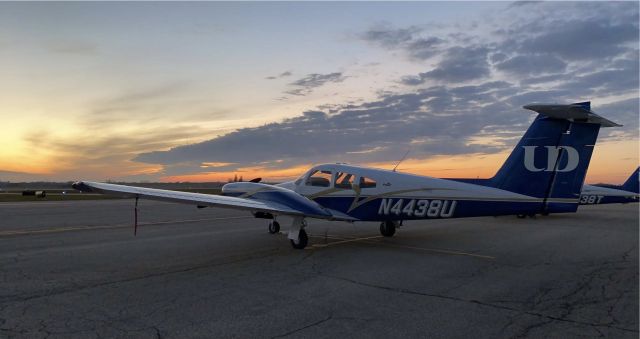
[{"xmin": 238, "ymin": 163, "xmax": 575, "ymax": 221}]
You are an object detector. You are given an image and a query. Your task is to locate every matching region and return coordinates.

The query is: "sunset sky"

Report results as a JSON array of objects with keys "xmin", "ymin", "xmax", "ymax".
[{"xmin": 1, "ymin": 2, "xmax": 638, "ymax": 184}]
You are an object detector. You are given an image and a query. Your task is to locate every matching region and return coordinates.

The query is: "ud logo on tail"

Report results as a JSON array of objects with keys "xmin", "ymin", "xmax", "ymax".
[{"xmin": 523, "ymin": 146, "xmax": 579, "ymax": 172}]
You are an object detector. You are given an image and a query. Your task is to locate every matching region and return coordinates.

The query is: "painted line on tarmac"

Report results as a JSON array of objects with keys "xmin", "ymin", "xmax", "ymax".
[
  {"xmin": 307, "ymin": 234, "xmax": 494, "ymax": 259},
  {"xmin": 0, "ymin": 216, "xmax": 251, "ymax": 237},
  {"xmin": 307, "ymin": 235, "xmax": 383, "ymax": 248},
  {"xmin": 363, "ymin": 241, "xmax": 495, "ymax": 259}
]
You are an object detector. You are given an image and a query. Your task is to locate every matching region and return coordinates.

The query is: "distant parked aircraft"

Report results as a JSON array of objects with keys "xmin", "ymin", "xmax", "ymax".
[{"xmin": 579, "ymin": 167, "xmax": 639, "ymax": 205}]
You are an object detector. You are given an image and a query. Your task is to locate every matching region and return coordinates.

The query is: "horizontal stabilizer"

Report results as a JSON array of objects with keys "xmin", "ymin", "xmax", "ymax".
[{"xmin": 523, "ymin": 102, "xmax": 621, "ymax": 127}]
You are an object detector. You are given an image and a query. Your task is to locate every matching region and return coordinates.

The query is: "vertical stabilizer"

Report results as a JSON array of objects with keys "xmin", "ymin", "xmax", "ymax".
[
  {"xmin": 622, "ymin": 167, "xmax": 640, "ymax": 193},
  {"xmin": 489, "ymin": 102, "xmax": 618, "ymax": 213}
]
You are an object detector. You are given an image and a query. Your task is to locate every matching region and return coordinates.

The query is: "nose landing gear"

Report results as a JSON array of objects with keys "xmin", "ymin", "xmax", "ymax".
[{"xmin": 268, "ymin": 221, "xmax": 280, "ymax": 234}]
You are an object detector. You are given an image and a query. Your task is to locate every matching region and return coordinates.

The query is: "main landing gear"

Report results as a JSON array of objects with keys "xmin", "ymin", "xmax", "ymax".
[
  {"xmin": 288, "ymin": 216, "xmax": 308, "ymax": 249},
  {"xmin": 290, "ymin": 229, "xmax": 308, "ymax": 249},
  {"xmin": 380, "ymin": 220, "xmax": 397, "ymax": 237}
]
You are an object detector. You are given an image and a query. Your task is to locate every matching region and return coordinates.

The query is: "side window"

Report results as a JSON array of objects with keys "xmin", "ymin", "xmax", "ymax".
[
  {"xmin": 359, "ymin": 176, "xmax": 377, "ymax": 188},
  {"xmin": 306, "ymin": 170, "xmax": 332, "ymax": 187},
  {"xmin": 334, "ymin": 172, "xmax": 355, "ymax": 189}
]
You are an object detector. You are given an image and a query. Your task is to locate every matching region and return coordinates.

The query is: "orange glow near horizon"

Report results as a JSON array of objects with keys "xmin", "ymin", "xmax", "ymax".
[{"xmin": 160, "ymin": 164, "xmax": 313, "ymax": 183}]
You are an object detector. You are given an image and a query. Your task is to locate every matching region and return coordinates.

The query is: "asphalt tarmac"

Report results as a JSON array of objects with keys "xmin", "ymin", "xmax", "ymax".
[{"xmin": 0, "ymin": 200, "xmax": 637, "ymax": 338}]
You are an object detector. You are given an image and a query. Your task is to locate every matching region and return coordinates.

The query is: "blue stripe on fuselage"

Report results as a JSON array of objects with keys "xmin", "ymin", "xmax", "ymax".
[{"xmin": 312, "ymin": 196, "xmax": 548, "ymax": 221}]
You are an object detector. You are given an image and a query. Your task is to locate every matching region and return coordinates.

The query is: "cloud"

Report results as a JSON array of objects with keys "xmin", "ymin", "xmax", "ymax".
[
  {"xmin": 401, "ymin": 46, "xmax": 491, "ymax": 85},
  {"xmin": 265, "ymin": 71, "xmax": 292, "ymax": 80},
  {"xmin": 495, "ymin": 54, "xmax": 567, "ymax": 76},
  {"xmin": 597, "ymin": 97, "xmax": 640, "ymax": 140},
  {"xmin": 376, "ymin": 2, "xmax": 638, "ymax": 92},
  {"xmin": 360, "ymin": 26, "xmax": 420, "ymax": 48},
  {"xmin": 406, "ymin": 37, "xmax": 445, "ymax": 59},
  {"xmin": 132, "ymin": 2, "xmax": 638, "ymax": 179},
  {"xmin": 359, "ymin": 24, "xmax": 445, "ymax": 60},
  {"xmin": 80, "ymin": 83, "xmax": 193, "ymax": 127},
  {"xmin": 284, "ymin": 72, "xmax": 346, "ymax": 96},
  {"xmin": 563, "ymin": 55, "xmax": 639, "ymax": 96},
  {"xmin": 518, "ymin": 19, "xmax": 638, "ymax": 61},
  {"xmin": 135, "ymin": 80, "xmax": 527, "ymax": 171}
]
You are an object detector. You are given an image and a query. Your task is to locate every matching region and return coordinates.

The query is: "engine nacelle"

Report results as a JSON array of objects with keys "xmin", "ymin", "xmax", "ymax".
[{"xmin": 222, "ymin": 182, "xmax": 330, "ymax": 218}]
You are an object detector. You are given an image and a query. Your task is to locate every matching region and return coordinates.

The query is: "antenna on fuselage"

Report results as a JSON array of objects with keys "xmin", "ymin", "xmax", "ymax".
[{"xmin": 392, "ymin": 148, "xmax": 411, "ymax": 172}]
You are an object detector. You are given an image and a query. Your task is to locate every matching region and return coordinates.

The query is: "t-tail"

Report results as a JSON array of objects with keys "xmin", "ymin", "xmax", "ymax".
[
  {"xmin": 621, "ymin": 167, "xmax": 639, "ymax": 193},
  {"xmin": 488, "ymin": 101, "xmax": 620, "ymax": 214}
]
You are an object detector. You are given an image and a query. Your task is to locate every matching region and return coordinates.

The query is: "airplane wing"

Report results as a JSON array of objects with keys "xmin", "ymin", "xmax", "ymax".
[{"xmin": 72, "ymin": 181, "xmax": 356, "ymax": 221}]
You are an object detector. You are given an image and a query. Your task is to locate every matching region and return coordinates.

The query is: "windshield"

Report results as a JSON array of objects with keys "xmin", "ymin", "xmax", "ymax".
[
  {"xmin": 306, "ymin": 170, "xmax": 332, "ymax": 187},
  {"xmin": 294, "ymin": 170, "xmax": 310, "ymax": 186}
]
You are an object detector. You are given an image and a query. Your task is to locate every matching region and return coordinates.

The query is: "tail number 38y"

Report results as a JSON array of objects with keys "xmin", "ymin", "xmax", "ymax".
[{"xmin": 378, "ymin": 199, "xmax": 457, "ymax": 218}]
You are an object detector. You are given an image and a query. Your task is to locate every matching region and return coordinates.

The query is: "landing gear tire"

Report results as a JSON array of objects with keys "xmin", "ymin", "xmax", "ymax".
[
  {"xmin": 290, "ymin": 229, "xmax": 308, "ymax": 249},
  {"xmin": 380, "ymin": 221, "xmax": 396, "ymax": 237},
  {"xmin": 268, "ymin": 221, "xmax": 280, "ymax": 234}
]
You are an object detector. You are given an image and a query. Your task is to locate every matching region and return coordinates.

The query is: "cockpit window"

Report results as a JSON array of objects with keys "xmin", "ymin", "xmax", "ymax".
[
  {"xmin": 359, "ymin": 176, "xmax": 377, "ymax": 188},
  {"xmin": 306, "ymin": 170, "xmax": 332, "ymax": 187},
  {"xmin": 334, "ymin": 172, "xmax": 355, "ymax": 189}
]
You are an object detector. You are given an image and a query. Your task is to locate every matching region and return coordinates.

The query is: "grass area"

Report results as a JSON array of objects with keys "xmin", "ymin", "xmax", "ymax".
[{"xmin": 0, "ymin": 188, "xmax": 223, "ymax": 203}]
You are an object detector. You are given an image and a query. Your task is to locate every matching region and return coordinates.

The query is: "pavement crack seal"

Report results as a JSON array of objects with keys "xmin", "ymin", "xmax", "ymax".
[
  {"xmin": 153, "ymin": 325, "xmax": 163, "ymax": 339},
  {"xmin": 320, "ymin": 273, "xmax": 638, "ymax": 334},
  {"xmin": 270, "ymin": 314, "xmax": 333, "ymax": 338}
]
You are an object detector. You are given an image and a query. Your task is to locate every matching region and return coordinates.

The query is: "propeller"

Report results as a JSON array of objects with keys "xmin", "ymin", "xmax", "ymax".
[{"xmin": 249, "ymin": 177, "xmax": 262, "ymax": 183}]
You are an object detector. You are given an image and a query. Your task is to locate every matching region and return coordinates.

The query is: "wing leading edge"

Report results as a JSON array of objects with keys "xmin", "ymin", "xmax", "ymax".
[{"xmin": 72, "ymin": 181, "xmax": 356, "ymax": 221}]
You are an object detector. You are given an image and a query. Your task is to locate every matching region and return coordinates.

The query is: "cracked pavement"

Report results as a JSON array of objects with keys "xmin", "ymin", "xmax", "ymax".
[{"xmin": 0, "ymin": 200, "xmax": 637, "ymax": 338}]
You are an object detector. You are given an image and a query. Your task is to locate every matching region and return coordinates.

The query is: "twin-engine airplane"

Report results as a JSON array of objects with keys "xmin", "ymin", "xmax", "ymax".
[
  {"xmin": 73, "ymin": 102, "xmax": 619, "ymax": 249},
  {"xmin": 579, "ymin": 167, "xmax": 639, "ymax": 205}
]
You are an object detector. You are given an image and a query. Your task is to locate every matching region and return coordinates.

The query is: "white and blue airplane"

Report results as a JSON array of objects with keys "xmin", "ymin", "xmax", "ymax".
[
  {"xmin": 73, "ymin": 102, "xmax": 619, "ymax": 249},
  {"xmin": 579, "ymin": 167, "xmax": 639, "ymax": 205}
]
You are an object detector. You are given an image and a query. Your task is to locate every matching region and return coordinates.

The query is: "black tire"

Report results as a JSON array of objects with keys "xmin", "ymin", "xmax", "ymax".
[
  {"xmin": 380, "ymin": 221, "xmax": 396, "ymax": 237},
  {"xmin": 290, "ymin": 229, "xmax": 308, "ymax": 249},
  {"xmin": 268, "ymin": 221, "xmax": 280, "ymax": 234}
]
